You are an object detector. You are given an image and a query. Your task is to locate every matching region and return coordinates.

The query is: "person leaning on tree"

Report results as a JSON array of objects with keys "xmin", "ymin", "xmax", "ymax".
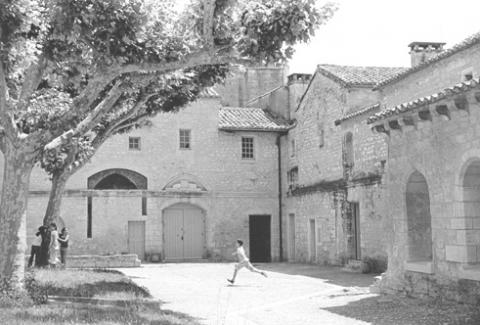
[{"xmin": 58, "ymin": 227, "xmax": 69, "ymax": 267}]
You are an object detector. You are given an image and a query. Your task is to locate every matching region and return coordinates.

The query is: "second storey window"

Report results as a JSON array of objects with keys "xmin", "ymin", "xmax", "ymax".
[
  {"xmin": 241, "ymin": 137, "xmax": 254, "ymax": 159},
  {"xmin": 291, "ymin": 139, "xmax": 296, "ymax": 157},
  {"xmin": 179, "ymin": 129, "xmax": 191, "ymax": 149},
  {"xmin": 129, "ymin": 137, "xmax": 141, "ymax": 150}
]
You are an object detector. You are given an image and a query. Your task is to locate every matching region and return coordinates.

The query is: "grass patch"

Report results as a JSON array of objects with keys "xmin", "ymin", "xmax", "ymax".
[
  {"xmin": 1, "ymin": 268, "xmax": 200, "ymax": 324},
  {"xmin": 30, "ymin": 268, "xmax": 150, "ymax": 299},
  {"xmin": 2, "ymin": 304, "xmax": 200, "ymax": 325}
]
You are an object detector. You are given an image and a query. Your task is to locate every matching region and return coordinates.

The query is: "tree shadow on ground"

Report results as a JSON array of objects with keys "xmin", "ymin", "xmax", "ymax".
[
  {"xmin": 322, "ymin": 295, "xmax": 480, "ymax": 325},
  {"xmin": 258, "ymin": 263, "xmax": 376, "ymax": 287},
  {"xmin": 12, "ymin": 303, "xmax": 203, "ymax": 325}
]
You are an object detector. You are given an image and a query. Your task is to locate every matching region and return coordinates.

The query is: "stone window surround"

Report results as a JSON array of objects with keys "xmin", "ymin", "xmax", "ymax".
[{"xmin": 445, "ymin": 156, "xmax": 480, "ymax": 281}]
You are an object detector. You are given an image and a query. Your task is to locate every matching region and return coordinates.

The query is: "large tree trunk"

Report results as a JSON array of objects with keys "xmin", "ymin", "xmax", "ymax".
[
  {"xmin": 43, "ymin": 172, "xmax": 69, "ymax": 226},
  {"xmin": 0, "ymin": 145, "xmax": 35, "ymax": 288}
]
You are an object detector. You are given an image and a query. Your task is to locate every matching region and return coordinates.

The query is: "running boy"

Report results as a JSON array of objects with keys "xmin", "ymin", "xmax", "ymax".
[{"xmin": 227, "ymin": 239, "xmax": 267, "ymax": 284}]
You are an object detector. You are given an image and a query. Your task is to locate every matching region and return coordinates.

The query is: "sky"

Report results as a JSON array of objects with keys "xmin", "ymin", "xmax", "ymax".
[{"xmin": 288, "ymin": 0, "xmax": 480, "ymax": 74}]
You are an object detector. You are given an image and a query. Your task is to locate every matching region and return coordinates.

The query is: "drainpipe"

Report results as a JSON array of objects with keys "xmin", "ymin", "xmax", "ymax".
[{"xmin": 276, "ymin": 133, "xmax": 284, "ymax": 262}]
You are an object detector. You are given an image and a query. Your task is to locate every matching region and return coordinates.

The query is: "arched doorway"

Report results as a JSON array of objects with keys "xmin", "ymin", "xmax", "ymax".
[
  {"xmin": 406, "ymin": 171, "xmax": 432, "ymax": 261},
  {"xmin": 461, "ymin": 160, "xmax": 480, "ymax": 264},
  {"xmin": 163, "ymin": 203, "xmax": 205, "ymax": 260}
]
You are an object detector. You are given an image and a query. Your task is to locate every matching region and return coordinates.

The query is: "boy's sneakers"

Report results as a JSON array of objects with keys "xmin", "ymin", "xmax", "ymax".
[
  {"xmin": 227, "ymin": 279, "xmax": 234, "ymax": 284},
  {"xmin": 261, "ymin": 272, "xmax": 268, "ymax": 278}
]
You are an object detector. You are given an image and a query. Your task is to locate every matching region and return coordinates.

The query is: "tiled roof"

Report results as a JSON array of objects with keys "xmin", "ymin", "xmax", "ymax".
[
  {"xmin": 317, "ymin": 64, "xmax": 407, "ymax": 87},
  {"xmin": 199, "ymin": 87, "xmax": 220, "ymax": 98},
  {"xmin": 368, "ymin": 78, "xmax": 480, "ymax": 124},
  {"xmin": 218, "ymin": 107, "xmax": 290, "ymax": 132},
  {"xmin": 335, "ymin": 104, "xmax": 380, "ymax": 125},
  {"xmin": 376, "ymin": 31, "xmax": 480, "ymax": 89}
]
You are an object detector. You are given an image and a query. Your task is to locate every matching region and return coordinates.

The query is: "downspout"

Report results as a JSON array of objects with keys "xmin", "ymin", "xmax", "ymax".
[{"xmin": 276, "ymin": 133, "xmax": 284, "ymax": 262}]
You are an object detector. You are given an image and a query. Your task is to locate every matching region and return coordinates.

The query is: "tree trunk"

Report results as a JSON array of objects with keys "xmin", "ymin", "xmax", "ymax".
[
  {"xmin": 43, "ymin": 172, "xmax": 69, "ymax": 226},
  {"xmin": 0, "ymin": 145, "xmax": 35, "ymax": 288}
]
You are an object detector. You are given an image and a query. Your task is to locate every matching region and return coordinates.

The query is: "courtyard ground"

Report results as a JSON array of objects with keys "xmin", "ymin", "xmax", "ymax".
[{"xmin": 119, "ymin": 263, "xmax": 480, "ymax": 325}]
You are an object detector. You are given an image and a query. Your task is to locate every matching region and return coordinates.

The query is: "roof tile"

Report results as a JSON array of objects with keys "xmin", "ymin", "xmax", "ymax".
[
  {"xmin": 219, "ymin": 107, "xmax": 290, "ymax": 132},
  {"xmin": 368, "ymin": 78, "xmax": 480, "ymax": 124},
  {"xmin": 317, "ymin": 64, "xmax": 407, "ymax": 87}
]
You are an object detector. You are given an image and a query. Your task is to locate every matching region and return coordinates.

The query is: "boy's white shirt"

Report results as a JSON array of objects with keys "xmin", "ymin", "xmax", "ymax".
[{"xmin": 236, "ymin": 246, "xmax": 248, "ymax": 262}]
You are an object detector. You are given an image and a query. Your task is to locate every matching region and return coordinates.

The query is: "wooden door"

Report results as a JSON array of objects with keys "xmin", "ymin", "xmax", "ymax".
[
  {"xmin": 288, "ymin": 214, "xmax": 296, "ymax": 261},
  {"xmin": 309, "ymin": 219, "xmax": 316, "ymax": 263},
  {"xmin": 249, "ymin": 215, "xmax": 271, "ymax": 263},
  {"xmin": 183, "ymin": 206, "xmax": 205, "ymax": 259},
  {"xmin": 164, "ymin": 204, "xmax": 205, "ymax": 260},
  {"xmin": 128, "ymin": 221, "xmax": 145, "ymax": 261},
  {"xmin": 164, "ymin": 208, "xmax": 184, "ymax": 260}
]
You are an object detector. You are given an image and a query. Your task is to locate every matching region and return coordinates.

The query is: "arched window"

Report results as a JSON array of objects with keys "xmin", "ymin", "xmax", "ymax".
[
  {"xmin": 86, "ymin": 169, "xmax": 148, "ymax": 238},
  {"xmin": 406, "ymin": 171, "xmax": 432, "ymax": 261},
  {"xmin": 94, "ymin": 174, "xmax": 137, "ymax": 190},
  {"xmin": 461, "ymin": 161, "xmax": 480, "ymax": 264},
  {"xmin": 344, "ymin": 132, "xmax": 354, "ymax": 167}
]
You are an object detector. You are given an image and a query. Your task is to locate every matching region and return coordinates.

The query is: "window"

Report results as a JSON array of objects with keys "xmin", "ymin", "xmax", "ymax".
[
  {"xmin": 287, "ymin": 167, "xmax": 299, "ymax": 188},
  {"xmin": 318, "ymin": 124, "xmax": 325, "ymax": 148},
  {"xmin": 129, "ymin": 137, "xmax": 141, "ymax": 150},
  {"xmin": 343, "ymin": 132, "xmax": 354, "ymax": 167},
  {"xmin": 290, "ymin": 139, "xmax": 296, "ymax": 157},
  {"xmin": 241, "ymin": 137, "xmax": 254, "ymax": 159},
  {"xmin": 179, "ymin": 129, "xmax": 191, "ymax": 149}
]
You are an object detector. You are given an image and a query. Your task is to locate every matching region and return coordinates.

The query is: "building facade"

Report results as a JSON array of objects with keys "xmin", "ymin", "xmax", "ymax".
[
  {"xmin": 369, "ymin": 33, "xmax": 480, "ymax": 303},
  {"xmin": 1, "ymin": 66, "xmax": 290, "ymax": 263}
]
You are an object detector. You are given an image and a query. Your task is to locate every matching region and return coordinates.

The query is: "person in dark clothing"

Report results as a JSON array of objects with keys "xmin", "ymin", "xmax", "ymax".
[
  {"xmin": 28, "ymin": 228, "xmax": 42, "ymax": 267},
  {"xmin": 38, "ymin": 225, "xmax": 51, "ymax": 267},
  {"xmin": 58, "ymin": 227, "xmax": 69, "ymax": 267}
]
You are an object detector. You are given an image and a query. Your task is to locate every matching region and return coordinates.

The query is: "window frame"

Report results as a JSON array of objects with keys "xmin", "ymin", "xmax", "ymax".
[
  {"xmin": 179, "ymin": 129, "xmax": 192, "ymax": 150},
  {"xmin": 128, "ymin": 137, "xmax": 141, "ymax": 151},
  {"xmin": 241, "ymin": 136, "xmax": 255, "ymax": 160}
]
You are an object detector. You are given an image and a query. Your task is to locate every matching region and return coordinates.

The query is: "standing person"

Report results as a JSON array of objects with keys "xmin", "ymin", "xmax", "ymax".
[
  {"xmin": 27, "ymin": 227, "xmax": 42, "ymax": 267},
  {"xmin": 38, "ymin": 225, "xmax": 51, "ymax": 267},
  {"xmin": 58, "ymin": 227, "xmax": 70, "ymax": 267},
  {"xmin": 49, "ymin": 223, "xmax": 60, "ymax": 268},
  {"xmin": 227, "ymin": 239, "xmax": 267, "ymax": 284}
]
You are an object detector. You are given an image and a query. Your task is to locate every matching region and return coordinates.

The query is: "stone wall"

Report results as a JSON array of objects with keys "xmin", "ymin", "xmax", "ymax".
[
  {"xmin": 281, "ymin": 72, "xmax": 388, "ymax": 265},
  {"xmin": 10, "ymin": 92, "xmax": 282, "ymax": 262},
  {"xmin": 376, "ymin": 90, "xmax": 480, "ymax": 302}
]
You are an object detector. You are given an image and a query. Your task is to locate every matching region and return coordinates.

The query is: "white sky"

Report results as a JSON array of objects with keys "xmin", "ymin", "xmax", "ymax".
[{"xmin": 289, "ymin": 0, "xmax": 480, "ymax": 73}]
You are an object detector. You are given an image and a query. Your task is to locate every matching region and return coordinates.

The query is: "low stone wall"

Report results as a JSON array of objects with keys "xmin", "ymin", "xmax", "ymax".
[
  {"xmin": 375, "ymin": 272, "xmax": 480, "ymax": 305},
  {"xmin": 66, "ymin": 254, "xmax": 141, "ymax": 268}
]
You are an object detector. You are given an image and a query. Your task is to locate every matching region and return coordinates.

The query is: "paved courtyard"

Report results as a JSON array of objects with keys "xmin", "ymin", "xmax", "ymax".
[{"xmin": 119, "ymin": 263, "xmax": 480, "ymax": 325}]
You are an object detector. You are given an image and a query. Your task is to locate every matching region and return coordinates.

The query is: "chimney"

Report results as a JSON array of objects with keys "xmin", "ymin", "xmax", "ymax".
[
  {"xmin": 287, "ymin": 73, "xmax": 312, "ymax": 118},
  {"xmin": 408, "ymin": 42, "xmax": 446, "ymax": 67}
]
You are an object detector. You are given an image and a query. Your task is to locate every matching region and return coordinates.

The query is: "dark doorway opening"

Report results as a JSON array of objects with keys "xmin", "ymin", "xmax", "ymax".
[
  {"xmin": 249, "ymin": 215, "xmax": 271, "ymax": 262},
  {"xmin": 348, "ymin": 202, "xmax": 361, "ymax": 260}
]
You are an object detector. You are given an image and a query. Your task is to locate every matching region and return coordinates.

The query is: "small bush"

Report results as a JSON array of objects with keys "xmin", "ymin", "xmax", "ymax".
[
  {"xmin": 0, "ymin": 274, "xmax": 33, "ymax": 307},
  {"xmin": 362, "ymin": 255, "xmax": 387, "ymax": 274},
  {"xmin": 24, "ymin": 271, "xmax": 50, "ymax": 304}
]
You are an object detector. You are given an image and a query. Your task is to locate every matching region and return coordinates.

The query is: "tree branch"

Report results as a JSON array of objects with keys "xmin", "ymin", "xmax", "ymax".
[
  {"xmin": 0, "ymin": 59, "xmax": 18, "ymax": 142},
  {"xmin": 44, "ymin": 82, "xmax": 122, "ymax": 151},
  {"xmin": 17, "ymin": 56, "xmax": 47, "ymax": 112},
  {"xmin": 203, "ymin": 0, "xmax": 217, "ymax": 49}
]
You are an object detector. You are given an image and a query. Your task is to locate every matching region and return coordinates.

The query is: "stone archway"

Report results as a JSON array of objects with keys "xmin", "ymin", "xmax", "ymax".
[
  {"xmin": 406, "ymin": 171, "xmax": 432, "ymax": 261},
  {"xmin": 460, "ymin": 160, "xmax": 480, "ymax": 264}
]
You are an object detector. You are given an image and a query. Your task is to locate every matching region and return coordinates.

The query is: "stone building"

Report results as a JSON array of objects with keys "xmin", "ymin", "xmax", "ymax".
[
  {"xmin": 368, "ymin": 32, "xmax": 480, "ymax": 303},
  {"xmin": 248, "ymin": 65, "xmax": 405, "ymax": 267},
  {"xmin": 3, "ymin": 66, "xmax": 292, "ymax": 263}
]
